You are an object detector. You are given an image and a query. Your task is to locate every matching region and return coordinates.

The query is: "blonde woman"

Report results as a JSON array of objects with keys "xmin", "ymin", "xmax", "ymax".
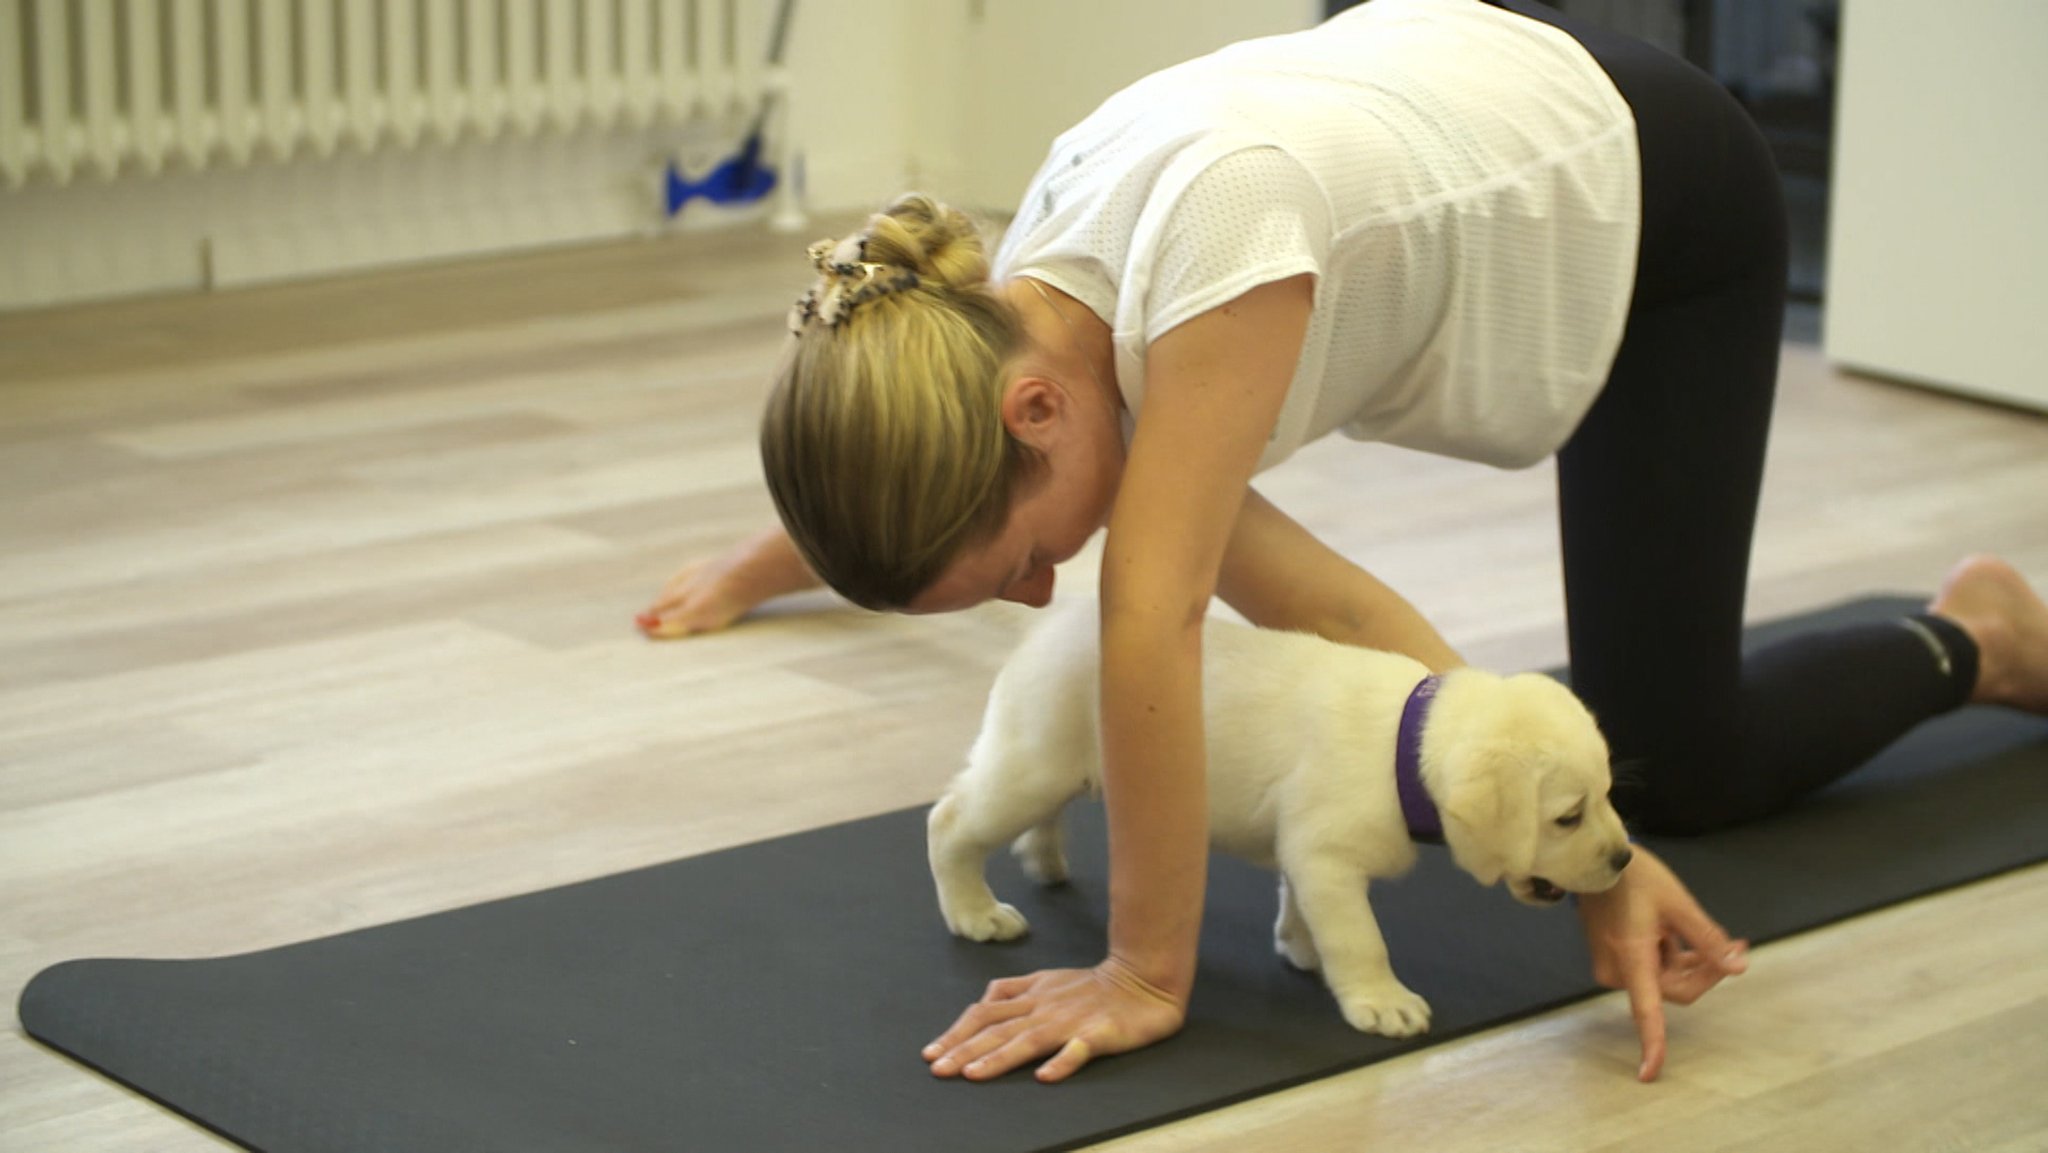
[{"xmin": 638, "ymin": 0, "xmax": 2048, "ymax": 1084}]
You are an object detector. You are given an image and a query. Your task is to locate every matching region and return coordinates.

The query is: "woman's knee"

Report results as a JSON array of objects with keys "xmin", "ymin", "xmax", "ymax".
[{"xmin": 1613, "ymin": 754, "xmax": 1777, "ymax": 837}]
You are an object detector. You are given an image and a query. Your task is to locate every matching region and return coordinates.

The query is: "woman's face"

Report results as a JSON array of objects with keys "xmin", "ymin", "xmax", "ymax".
[
  {"xmin": 906, "ymin": 392, "xmax": 1122, "ymax": 614},
  {"xmin": 905, "ymin": 460, "xmax": 1110, "ymax": 613}
]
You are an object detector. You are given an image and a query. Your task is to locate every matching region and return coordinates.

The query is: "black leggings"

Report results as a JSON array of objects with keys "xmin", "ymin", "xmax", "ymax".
[{"xmin": 1484, "ymin": 0, "xmax": 1979, "ymax": 835}]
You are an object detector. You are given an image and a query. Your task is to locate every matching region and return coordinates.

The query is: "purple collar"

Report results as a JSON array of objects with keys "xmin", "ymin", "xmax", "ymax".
[{"xmin": 1396, "ymin": 674, "xmax": 1445, "ymax": 843}]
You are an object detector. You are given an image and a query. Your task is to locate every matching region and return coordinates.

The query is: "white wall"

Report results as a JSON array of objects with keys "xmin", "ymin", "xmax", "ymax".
[
  {"xmin": 1824, "ymin": 1, "xmax": 2048, "ymax": 412},
  {"xmin": 0, "ymin": 0, "xmax": 1315, "ymax": 313},
  {"xmin": 654, "ymin": 0, "xmax": 1322, "ymax": 219},
  {"xmin": 944, "ymin": 0, "xmax": 1322, "ymax": 211}
]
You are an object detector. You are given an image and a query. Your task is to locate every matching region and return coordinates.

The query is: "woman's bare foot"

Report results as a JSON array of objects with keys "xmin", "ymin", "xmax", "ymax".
[
  {"xmin": 1927, "ymin": 555, "xmax": 2048, "ymax": 714},
  {"xmin": 637, "ymin": 526, "xmax": 823, "ymax": 639}
]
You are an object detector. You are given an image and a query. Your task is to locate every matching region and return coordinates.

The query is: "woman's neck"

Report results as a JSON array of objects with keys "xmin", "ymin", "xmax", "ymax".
[{"xmin": 1008, "ymin": 277, "xmax": 1123, "ymax": 417}]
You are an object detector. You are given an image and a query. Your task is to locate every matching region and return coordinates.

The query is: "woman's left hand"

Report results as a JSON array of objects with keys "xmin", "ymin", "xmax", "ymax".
[
  {"xmin": 1575, "ymin": 845, "xmax": 1749, "ymax": 1082},
  {"xmin": 923, "ymin": 957, "xmax": 1188, "ymax": 1083}
]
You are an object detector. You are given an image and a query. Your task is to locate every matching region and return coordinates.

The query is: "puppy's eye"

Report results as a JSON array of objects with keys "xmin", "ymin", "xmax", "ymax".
[{"xmin": 1554, "ymin": 810, "xmax": 1584, "ymax": 829}]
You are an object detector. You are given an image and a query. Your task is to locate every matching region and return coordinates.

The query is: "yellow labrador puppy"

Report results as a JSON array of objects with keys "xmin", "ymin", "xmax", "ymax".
[{"xmin": 927, "ymin": 601, "xmax": 1633, "ymax": 1037}]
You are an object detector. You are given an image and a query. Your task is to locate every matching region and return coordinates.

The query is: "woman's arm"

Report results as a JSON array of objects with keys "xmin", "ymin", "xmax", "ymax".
[
  {"xmin": 1094, "ymin": 278, "xmax": 1316, "ymax": 999},
  {"xmin": 922, "ymin": 275, "xmax": 1313, "ymax": 1083},
  {"xmin": 1217, "ymin": 489, "xmax": 1464, "ymax": 670}
]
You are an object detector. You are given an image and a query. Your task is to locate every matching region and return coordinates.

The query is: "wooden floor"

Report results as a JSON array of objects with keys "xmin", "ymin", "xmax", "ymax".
[{"xmin": 3, "ymin": 224, "xmax": 2046, "ymax": 1152}]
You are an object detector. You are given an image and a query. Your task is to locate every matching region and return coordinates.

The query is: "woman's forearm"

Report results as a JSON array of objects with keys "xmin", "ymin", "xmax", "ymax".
[
  {"xmin": 737, "ymin": 525, "xmax": 824, "ymax": 599},
  {"xmin": 1097, "ymin": 603, "xmax": 1211, "ymax": 1001},
  {"xmin": 1218, "ymin": 489, "xmax": 1463, "ymax": 670},
  {"xmin": 1292, "ymin": 564, "xmax": 1461, "ymax": 671}
]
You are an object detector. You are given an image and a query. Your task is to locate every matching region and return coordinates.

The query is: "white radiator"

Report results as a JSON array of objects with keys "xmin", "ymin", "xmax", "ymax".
[{"xmin": 0, "ymin": 0, "xmax": 759, "ymax": 187}]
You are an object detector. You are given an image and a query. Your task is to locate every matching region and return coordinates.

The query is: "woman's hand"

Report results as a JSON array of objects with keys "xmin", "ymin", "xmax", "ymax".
[
  {"xmin": 923, "ymin": 957, "xmax": 1188, "ymax": 1083},
  {"xmin": 636, "ymin": 527, "xmax": 820, "ymax": 639},
  {"xmin": 1575, "ymin": 845, "xmax": 1749, "ymax": 1082}
]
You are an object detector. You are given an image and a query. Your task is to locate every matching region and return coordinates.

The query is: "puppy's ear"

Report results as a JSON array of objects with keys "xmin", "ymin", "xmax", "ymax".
[{"xmin": 1437, "ymin": 745, "xmax": 1540, "ymax": 886}]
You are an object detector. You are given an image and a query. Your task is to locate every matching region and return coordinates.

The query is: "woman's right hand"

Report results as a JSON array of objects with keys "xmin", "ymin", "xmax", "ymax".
[
  {"xmin": 1574, "ymin": 845, "xmax": 1748, "ymax": 1082},
  {"xmin": 636, "ymin": 526, "xmax": 821, "ymax": 639}
]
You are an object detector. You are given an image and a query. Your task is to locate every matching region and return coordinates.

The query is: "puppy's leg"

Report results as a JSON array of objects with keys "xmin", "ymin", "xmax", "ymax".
[
  {"xmin": 1273, "ymin": 874, "xmax": 1320, "ymax": 971},
  {"xmin": 1012, "ymin": 819, "xmax": 1068, "ymax": 886},
  {"xmin": 1283, "ymin": 859, "xmax": 1431, "ymax": 1037},
  {"xmin": 928, "ymin": 774, "xmax": 1071, "ymax": 942}
]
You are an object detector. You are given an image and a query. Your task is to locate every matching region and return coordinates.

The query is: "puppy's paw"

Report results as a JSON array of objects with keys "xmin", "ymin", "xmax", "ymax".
[
  {"xmin": 1012, "ymin": 828, "xmax": 1068, "ymax": 886},
  {"xmin": 945, "ymin": 901, "xmax": 1030, "ymax": 942},
  {"xmin": 1337, "ymin": 983, "xmax": 1432, "ymax": 1038},
  {"xmin": 1275, "ymin": 926, "xmax": 1320, "ymax": 971}
]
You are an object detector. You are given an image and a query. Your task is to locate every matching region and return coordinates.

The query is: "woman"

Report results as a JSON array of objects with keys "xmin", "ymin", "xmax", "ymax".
[{"xmin": 638, "ymin": 0, "xmax": 2048, "ymax": 1084}]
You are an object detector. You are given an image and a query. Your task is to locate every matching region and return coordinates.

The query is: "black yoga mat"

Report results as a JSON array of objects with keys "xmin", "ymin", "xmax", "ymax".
[{"xmin": 20, "ymin": 598, "xmax": 2048, "ymax": 1153}]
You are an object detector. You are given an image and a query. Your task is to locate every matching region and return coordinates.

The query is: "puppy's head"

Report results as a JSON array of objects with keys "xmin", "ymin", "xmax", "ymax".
[{"xmin": 1429, "ymin": 672, "xmax": 1632, "ymax": 906}]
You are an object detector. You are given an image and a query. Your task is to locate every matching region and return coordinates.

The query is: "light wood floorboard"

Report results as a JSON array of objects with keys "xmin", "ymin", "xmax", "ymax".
[{"xmin": 2, "ymin": 224, "xmax": 2045, "ymax": 1151}]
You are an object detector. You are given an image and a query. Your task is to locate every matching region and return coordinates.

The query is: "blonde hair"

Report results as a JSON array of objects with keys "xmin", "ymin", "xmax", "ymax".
[{"xmin": 761, "ymin": 193, "xmax": 1034, "ymax": 610}]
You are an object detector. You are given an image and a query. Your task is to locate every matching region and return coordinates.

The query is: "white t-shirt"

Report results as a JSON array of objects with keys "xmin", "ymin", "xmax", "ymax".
[{"xmin": 991, "ymin": 0, "xmax": 1641, "ymax": 471}]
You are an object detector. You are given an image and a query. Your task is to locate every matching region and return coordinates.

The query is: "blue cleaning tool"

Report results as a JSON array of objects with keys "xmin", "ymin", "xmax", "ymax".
[
  {"xmin": 666, "ymin": 0, "xmax": 798, "ymax": 216},
  {"xmin": 665, "ymin": 133, "xmax": 777, "ymax": 212}
]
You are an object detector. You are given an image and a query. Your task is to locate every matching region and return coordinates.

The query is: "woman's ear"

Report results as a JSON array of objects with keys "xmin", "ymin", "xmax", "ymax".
[{"xmin": 999, "ymin": 375, "xmax": 1067, "ymax": 449}]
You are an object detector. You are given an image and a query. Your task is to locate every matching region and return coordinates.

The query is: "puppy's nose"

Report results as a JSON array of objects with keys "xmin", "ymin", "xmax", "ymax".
[{"xmin": 1609, "ymin": 846, "xmax": 1635, "ymax": 873}]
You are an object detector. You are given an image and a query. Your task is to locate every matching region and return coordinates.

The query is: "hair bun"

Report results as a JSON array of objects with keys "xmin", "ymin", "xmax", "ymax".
[{"xmin": 859, "ymin": 193, "xmax": 992, "ymax": 294}]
